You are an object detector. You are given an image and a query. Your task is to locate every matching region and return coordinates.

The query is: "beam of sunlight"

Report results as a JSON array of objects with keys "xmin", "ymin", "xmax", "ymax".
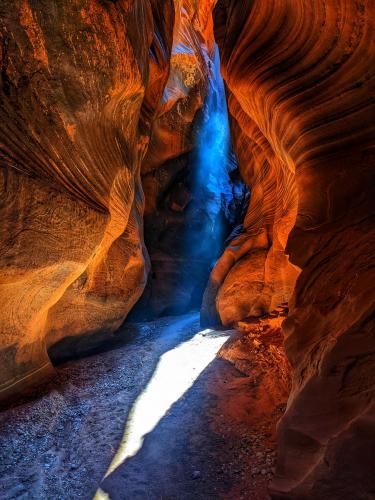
[
  {"xmin": 97, "ymin": 329, "xmax": 229, "ymax": 487},
  {"xmin": 190, "ymin": 44, "xmax": 232, "ymax": 258}
]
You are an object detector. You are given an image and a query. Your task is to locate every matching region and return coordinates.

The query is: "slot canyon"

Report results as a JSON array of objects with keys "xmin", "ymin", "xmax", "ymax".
[{"xmin": 0, "ymin": 0, "xmax": 374, "ymax": 498}]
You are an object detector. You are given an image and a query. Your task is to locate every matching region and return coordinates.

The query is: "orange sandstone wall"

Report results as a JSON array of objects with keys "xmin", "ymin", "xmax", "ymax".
[
  {"xmin": 213, "ymin": 0, "xmax": 375, "ymax": 497},
  {"xmin": 0, "ymin": 0, "xmax": 174, "ymax": 402}
]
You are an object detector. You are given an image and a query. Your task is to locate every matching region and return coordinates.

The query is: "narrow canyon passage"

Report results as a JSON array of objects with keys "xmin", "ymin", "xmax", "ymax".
[
  {"xmin": 0, "ymin": 313, "xmax": 285, "ymax": 499},
  {"xmin": 0, "ymin": 1, "xmax": 374, "ymax": 499}
]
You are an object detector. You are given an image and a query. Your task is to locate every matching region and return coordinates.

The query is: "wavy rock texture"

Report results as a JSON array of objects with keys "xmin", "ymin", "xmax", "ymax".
[
  {"xmin": 1, "ymin": 1, "xmax": 374, "ymax": 497},
  {"xmin": 131, "ymin": 0, "xmax": 248, "ymax": 319},
  {"xmin": 201, "ymin": 13, "xmax": 301, "ymax": 327},
  {"xmin": 213, "ymin": 0, "xmax": 375, "ymax": 497},
  {"xmin": 0, "ymin": 0, "xmax": 174, "ymax": 402}
]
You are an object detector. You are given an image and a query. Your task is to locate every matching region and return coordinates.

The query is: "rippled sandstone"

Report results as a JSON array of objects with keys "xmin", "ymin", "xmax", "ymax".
[
  {"xmin": 1, "ymin": 1, "xmax": 374, "ymax": 498},
  {"xmin": 0, "ymin": 0, "xmax": 174, "ymax": 402},
  {"xmin": 212, "ymin": 0, "xmax": 375, "ymax": 497}
]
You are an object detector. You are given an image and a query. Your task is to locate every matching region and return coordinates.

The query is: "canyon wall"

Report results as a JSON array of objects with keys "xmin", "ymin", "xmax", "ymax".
[
  {"xmin": 0, "ymin": 0, "xmax": 174, "ymax": 402},
  {"xmin": 0, "ymin": 0, "xmax": 246, "ymax": 401},
  {"xmin": 1, "ymin": 1, "xmax": 374, "ymax": 497},
  {"xmin": 201, "ymin": 7, "xmax": 301, "ymax": 327},
  {"xmin": 213, "ymin": 0, "xmax": 375, "ymax": 497}
]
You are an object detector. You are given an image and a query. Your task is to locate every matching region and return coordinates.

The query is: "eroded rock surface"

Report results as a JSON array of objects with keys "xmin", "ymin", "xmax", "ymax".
[
  {"xmin": 0, "ymin": 0, "xmax": 174, "ymax": 402},
  {"xmin": 1, "ymin": 1, "xmax": 374, "ymax": 498},
  {"xmin": 212, "ymin": 0, "xmax": 375, "ymax": 497}
]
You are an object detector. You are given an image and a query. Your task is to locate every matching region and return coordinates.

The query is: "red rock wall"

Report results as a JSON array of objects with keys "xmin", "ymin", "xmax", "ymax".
[
  {"xmin": 138, "ymin": 0, "xmax": 217, "ymax": 318},
  {"xmin": 0, "ymin": 0, "xmax": 174, "ymax": 402},
  {"xmin": 213, "ymin": 0, "xmax": 375, "ymax": 497},
  {"xmin": 202, "ymin": 3, "xmax": 301, "ymax": 326}
]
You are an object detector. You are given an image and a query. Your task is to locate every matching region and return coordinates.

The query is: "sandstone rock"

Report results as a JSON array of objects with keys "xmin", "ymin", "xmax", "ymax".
[
  {"xmin": 216, "ymin": 248, "xmax": 298, "ymax": 327},
  {"xmin": 212, "ymin": 0, "xmax": 375, "ymax": 497},
  {"xmin": 1, "ymin": 2, "xmax": 374, "ymax": 498},
  {"xmin": 0, "ymin": 0, "xmax": 174, "ymax": 402},
  {"xmin": 216, "ymin": 250, "xmax": 268, "ymax": 325}
]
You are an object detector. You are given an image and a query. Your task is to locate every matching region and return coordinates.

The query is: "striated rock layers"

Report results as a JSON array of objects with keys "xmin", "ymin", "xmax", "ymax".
[
  {"xmin": 0, "ymin": 0, "xmax": 174, "ymax": 402},
  {"xmin": 1, "ymin": 1, "xmax": 375, "ymax": 497},
  {"xmin": 213, "ymin": 0, "xmax": 375, "ymax": 498}
]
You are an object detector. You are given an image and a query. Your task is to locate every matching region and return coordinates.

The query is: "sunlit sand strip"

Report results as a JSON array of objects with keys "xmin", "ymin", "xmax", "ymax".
[{"xmin": 94, "ymin": 329, "xmax": 229, "ymax": 499}]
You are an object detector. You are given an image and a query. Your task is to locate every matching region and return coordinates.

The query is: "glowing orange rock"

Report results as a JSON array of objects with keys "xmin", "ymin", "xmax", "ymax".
[
  {"xmin": 0, "ymin": 0, "xmax": 174, "ymax": 402},
  {"xmin": 212, "ymin": 0, "xmax": 375, "ymax": 496}
]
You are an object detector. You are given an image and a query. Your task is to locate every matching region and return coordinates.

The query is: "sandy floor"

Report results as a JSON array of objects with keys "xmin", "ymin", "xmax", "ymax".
[{"xmin": 0, "ymin": 312, "xmax": 286, "ymax": 500}]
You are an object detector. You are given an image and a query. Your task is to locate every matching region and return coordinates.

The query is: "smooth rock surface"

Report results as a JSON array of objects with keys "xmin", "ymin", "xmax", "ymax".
[
  {"xmin": 0, "ymin": 0, "xmax": 174, "ymax": 401},
  {"xmin": 211, "ymin": 1, "xmax": 375, "ymax": 497}
]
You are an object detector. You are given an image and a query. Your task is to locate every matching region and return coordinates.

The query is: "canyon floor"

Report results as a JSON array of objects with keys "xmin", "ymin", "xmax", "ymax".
[{"xmin": 0, "ymin": 312, "xmax": 287, "ymax": 500}]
